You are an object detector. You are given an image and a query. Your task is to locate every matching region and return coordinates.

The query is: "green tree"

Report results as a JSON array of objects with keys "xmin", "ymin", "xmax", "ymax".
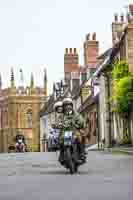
[{"xmin": 111, "ymin": 61, "xmax": 133, "ymax": 144}]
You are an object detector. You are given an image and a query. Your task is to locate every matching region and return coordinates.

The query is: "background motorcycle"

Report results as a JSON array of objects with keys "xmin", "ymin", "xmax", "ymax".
[
  {"xmin": 47, "ymin": 130, "xmax": 60, "ymax": 152},
  {"xmin": 15, "ymin": 139, "xmax": 25, "ymax": 153}
]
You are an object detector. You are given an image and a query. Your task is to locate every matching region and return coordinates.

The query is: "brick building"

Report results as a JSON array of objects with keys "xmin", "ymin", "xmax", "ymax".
[
  {"xmin": 84, "ymin": 33, "xmax": 99, "ymax": 76},
  {"xmin": 64, "ymin": 33, "xmax": 99, "ymax": 90},
  {"xmin": 96, "ymin": 4, "xmax": 133, "ymax": 146},
  {"xmin": 64, "ymin": 33, "xmax": 99, "ymax": 145}
]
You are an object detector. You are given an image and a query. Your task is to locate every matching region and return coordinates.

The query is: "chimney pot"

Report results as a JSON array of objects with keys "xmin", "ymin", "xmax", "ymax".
[
  {"xmin": 114, "ymin": 13, "xmax": 118, "ymax": 22},
  {"xmin": 120, "ymin": 13, "xmax": 124, "ymax": 22},
  {"xmin": 86, "ymin": 33, "xmax": 90, "ymax": 41},
  {"xmin": 65, "ymin": 48, "xmax": 68, "ymax": 54},
  {"xmin": 92, "ymin": 32, "xmax": 96, "ymax": 40},
  {"xmin": 74, "ymin": 48, "xmax": 77, "ymax": 54}
]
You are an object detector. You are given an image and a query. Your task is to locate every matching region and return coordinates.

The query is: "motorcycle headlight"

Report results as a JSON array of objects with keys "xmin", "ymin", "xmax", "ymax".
[{"xmin": 73, "ymin": 135, "xmax": 77, "ymax": 139}]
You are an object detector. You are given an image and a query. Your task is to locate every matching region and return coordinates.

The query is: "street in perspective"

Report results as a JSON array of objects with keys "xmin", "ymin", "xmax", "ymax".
[
  {"xmin": 0, "ymin": 152, "xmax": 133, "ymax": 200},
  {"xmin": 0, "ymin": 1, "xmax": 133, "ymax": 200}
]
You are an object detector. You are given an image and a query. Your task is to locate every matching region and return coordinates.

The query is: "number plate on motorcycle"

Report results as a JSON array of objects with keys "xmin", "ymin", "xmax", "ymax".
[
  {"xmin": 64, "ymin": 131, "xmax": 72, "ymax": 138},
  {"xmin": 64, "ymin": 131, "xmax": 72, "ymax": 146}
]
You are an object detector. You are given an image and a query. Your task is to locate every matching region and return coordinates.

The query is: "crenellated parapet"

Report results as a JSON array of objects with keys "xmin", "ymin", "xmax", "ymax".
[
  {"xmin": 0, "ymin": 68, "xmax": 48, "ymax": 97},
  {"xmin": 15, "ymin": 86, "xmax": 46, "ymax": 96},
  {"xmin": 0, "ymin": 86, "xmax": 46, "ymax": 98}
]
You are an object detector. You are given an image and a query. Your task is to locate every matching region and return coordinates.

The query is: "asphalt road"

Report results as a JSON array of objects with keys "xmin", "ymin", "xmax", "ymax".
[{"xmin": 0, "ymin": 151, "xmax": 132, "ymax": 200}]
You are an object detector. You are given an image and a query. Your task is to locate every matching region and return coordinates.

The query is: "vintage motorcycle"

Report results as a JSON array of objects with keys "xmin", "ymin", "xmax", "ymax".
[{"xmin": 59, "ymin": 131, "xmax": 85, "ymax": 174}]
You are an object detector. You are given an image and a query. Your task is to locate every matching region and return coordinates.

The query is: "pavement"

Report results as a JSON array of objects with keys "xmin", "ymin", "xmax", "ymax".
[
  {"xmin": 87, "ymin": 143, "xmax": 133, "ymax": 155},
  {"xmin": 105, "ymin": 147, "xmax": 133, "ymax": 155},
  {"xmin": 0, "ymin": 151, "xmax": 133, "ymax": 200}
]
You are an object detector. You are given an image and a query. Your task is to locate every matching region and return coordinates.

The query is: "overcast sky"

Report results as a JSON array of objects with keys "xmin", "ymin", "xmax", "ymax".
[{"xmin": 0, "ymin": 0, "xmax": 131, "ymax": 94}]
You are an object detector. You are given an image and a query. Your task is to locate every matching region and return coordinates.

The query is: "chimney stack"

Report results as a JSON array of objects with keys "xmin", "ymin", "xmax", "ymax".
[
  {"xmin": 112, "ymin": 13, "xmax": 125, "ymax": 44},
  {"xmin": 84, "ymin": 32, "xmax": 99, "ymax": 67},
  {"xmin": 64, "ymin": 48, "xmax": 79, "ymax": 84}
]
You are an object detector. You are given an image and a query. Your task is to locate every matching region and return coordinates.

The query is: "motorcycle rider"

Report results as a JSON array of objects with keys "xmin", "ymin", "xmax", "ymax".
[
  {"xmin": 16, "ymin": 138, "xmax": 25, "ymax": 152},
  {"xmin": 15, "ymin": 134, "xmax": 25, "ymax": 152},
  {"xmin": 59, "ymin": 97, "xmax": 87, "ymax": 164},
  {"xmin": 53, "ymin": 101, "xmax": 64, "ymax": 152}
]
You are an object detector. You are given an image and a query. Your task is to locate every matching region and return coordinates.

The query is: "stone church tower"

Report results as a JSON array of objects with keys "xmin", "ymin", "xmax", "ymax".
[{"xmin": 0, "ymin": 68, "xmax": 48, "ymax": 153}]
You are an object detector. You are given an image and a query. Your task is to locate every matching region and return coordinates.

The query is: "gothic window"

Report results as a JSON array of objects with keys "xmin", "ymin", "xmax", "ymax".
[{"xmin": 27, "ymin": 109, "xmax": 32, "ymax": 128}]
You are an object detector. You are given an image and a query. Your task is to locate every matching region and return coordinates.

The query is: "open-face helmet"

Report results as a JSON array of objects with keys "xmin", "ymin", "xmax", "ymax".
[
  {"xmin": 53, "ymin": 101, "xmax": 63, "ymax": 113},
  {"xmin": 62, "ymin": 97, "xmax": 73, "ymax": 106}
]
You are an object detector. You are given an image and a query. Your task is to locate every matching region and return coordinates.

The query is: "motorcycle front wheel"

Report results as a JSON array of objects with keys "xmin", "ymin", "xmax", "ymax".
[{"xmin": 65, "ymin": 147, "xmax": 77, "ymax": 174}]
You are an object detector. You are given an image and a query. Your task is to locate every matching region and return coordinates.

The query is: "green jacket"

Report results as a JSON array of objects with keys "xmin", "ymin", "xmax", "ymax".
[{"xmin": 58, "ymin": 111, "xmax": 85, "ymax": 143}]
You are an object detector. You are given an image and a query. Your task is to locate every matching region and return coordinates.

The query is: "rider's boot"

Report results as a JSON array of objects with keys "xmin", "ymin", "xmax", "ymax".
[
  {"xmin": 58, "ymin": 145, "xmax": 64, "ymax": 165},
  {"xmin": 78, "ymin": 143, "xmax": 87, "ymax": 163}
]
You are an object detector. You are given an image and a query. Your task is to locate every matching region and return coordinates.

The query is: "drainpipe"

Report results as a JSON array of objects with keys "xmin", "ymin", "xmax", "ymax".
[{"xmin": 96, "ymin": 97, "xmax": 100, "ymax": 149}]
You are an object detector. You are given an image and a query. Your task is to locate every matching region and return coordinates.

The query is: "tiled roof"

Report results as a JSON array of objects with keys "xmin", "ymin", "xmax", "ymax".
[
  {"xmin": 40, "ymin": 86, "xmax": 71, "ymax": 117},
  {"xmin": 40, "ymin": 95, "xmax": 55, "ymax": 117},
  {"xmin": 77, "ymin": 94, "xmax": 98, "ymax": 113},
  {"xmin": 97, "ymin": 48, "xmax": 112, "ymax": 60}
]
